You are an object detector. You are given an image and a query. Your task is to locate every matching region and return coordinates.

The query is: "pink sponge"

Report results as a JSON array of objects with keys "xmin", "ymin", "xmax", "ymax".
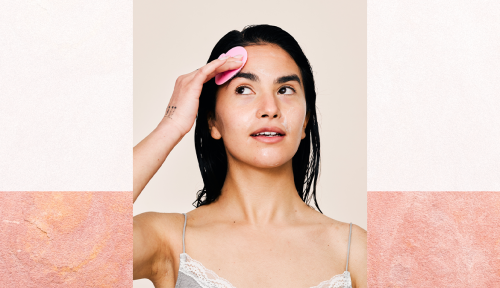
[{"xmin": 215, "ymin": 46, "xmax": 248, "ymax": 85}]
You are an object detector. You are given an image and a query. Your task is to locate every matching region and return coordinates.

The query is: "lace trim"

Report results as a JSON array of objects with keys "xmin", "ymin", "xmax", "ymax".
[
  {"xmin": 179, "ymin": 253, "xmax": 237, "ymax": 288},
  {"xmin": 179, "ymin": 253, "xmax": 352, "ymax": 288},
  {"xmin": 309, "ymin": 271, "xmax": 351, "ymax": 288}
]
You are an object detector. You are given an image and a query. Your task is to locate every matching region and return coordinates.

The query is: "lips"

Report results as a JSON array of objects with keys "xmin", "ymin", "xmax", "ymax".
[{"xmin": 250, "ymin": 127, "xmax": 286, "ymax": 136}]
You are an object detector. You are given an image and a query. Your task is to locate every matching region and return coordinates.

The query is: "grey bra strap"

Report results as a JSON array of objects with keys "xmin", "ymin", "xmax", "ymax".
[
  {"xmin": 182, "ymin": 213, "xmax": 187, "ymax": 253},
  {"xmin": 345, "ymin": 222, "xmax": 352, "ymax": 271}
]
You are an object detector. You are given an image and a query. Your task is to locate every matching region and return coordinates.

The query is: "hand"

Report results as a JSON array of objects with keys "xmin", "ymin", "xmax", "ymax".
[{"xmin": 163, "ymin": 54, "xmax": 244, "ymax": 137}]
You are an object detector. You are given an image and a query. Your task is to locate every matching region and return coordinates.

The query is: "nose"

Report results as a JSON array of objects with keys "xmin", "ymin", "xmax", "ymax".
[{"xmin": 256, "ymin": 92, "xmax": 281, "ymax": 119}]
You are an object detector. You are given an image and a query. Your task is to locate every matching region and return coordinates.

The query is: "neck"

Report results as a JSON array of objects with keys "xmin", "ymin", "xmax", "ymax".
[{"xmin": 213, "ymin": 157, "xmax": 309, "ymax": 225}]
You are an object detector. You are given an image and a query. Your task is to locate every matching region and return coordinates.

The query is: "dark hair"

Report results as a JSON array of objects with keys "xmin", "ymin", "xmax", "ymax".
[{"xmin": 193, "ymin": 24, "xmax": 322, "ymax": 212}]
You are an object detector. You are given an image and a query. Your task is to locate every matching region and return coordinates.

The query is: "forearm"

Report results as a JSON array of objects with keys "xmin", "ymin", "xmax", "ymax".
[
  {"xmin": 133, "ymin": 119, "xmax": 184, "ymax": 202},
  {"xmin": 133, "ymin": 56, "xmax": 240, "ymax": 203}
]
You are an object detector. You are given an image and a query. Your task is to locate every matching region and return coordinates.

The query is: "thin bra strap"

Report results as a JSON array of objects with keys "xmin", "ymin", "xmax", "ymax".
[
  {"xmin": 182, "ymin": 213, "xmax": 187, "ymax": 253},
  {"xmin": 345, "ymin": 222, "xmax": 353, "ymax": 272}
]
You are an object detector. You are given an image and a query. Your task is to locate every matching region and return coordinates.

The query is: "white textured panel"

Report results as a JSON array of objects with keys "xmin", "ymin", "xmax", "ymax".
[
  {"xmin": 0, "ymin": 1, "xmax": 132, "ymax": 190},
  {"xmin": 368, "ymin": 1, "xmax": 500, "ymax": 190}
]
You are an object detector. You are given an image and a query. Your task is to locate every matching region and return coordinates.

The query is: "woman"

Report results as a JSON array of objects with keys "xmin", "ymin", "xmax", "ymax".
[{"xmin": 134, "ymin": 24, "xmax": 367, "ymax": 288}]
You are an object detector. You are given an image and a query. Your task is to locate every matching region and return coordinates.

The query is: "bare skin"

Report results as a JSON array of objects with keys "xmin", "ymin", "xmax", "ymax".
[{"xmin": 133, "ymin": 44, "xmax": 367, "ymax": 288}]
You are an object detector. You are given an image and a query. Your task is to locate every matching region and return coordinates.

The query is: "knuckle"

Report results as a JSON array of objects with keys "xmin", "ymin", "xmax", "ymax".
[
  {"xmin": 198, "ymin": 66, "xmax": 208, "ymax": 75},
  {"xmin": 175, "ymin": 76, "xmax": 184, "ymax": 84},
  {"xmin": 177, "ymin": 75, "xmax": 189, "ymax": 86}
]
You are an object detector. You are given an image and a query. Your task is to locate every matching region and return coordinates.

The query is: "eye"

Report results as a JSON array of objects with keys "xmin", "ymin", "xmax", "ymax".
[
  {"xmin": 278, "ymin": 86, "xmax": 295, "ymax": 95},
  {"xmin": 235, "ymin": 86, "xmax": 252, "ymax": 95}
]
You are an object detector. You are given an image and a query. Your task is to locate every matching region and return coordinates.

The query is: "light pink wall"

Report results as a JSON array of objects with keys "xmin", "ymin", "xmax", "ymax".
[
  {"xmin": 368, "ymin": 192, "xmax": 500, "ymax": 287},
  {"xmin": 0, "ymin": 192, "xmax": 132, "ymax": 287}
]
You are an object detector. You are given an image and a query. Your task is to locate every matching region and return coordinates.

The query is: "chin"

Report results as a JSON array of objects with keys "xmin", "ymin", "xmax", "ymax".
[
  {"xmin": 248, "ymin": 156, "xmax": 289, "ymax": 169},
  {"xmin": 255, "ymin": 162, "xmax": 284, "ymax": 168},
  {"xmin": 228, "ymin": 146, "xmax": 293, "ymax": 168}
]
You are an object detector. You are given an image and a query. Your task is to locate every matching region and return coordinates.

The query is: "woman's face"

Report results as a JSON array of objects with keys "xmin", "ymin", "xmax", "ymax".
[{"xmin": 209, "ymin": 44, "xmax": 309, "ymax": 169}]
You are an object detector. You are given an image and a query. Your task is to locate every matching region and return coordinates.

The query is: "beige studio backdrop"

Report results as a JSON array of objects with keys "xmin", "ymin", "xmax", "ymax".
[{"xmin": 133, "ymin": 1, "xmax": 366, "ymax": 285}]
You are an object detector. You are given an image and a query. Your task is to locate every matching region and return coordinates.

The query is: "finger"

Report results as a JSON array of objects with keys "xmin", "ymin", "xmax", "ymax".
[
  {"xmin": 204, "ymin": 59, "xmax": 244, "ymax": 81},
  {"xmin": 195, "ymin": 57, "xmax": 244, "ymax": 84},
  {"xmin": 183, "ymin": 57, "xmax": 227, "ymax": 80}
]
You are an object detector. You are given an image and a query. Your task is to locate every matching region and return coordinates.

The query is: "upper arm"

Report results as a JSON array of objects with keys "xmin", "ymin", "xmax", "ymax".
[
  {"xmin": 348, "ymin": 224, "xmax": 367, "ymax": 288},
  {"xmin": 133, "ymin": 212, "xmax": 170, "ymax": 281}
]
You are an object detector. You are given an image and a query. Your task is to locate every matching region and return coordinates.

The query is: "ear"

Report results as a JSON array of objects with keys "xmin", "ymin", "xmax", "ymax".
[
  {"xmin": 301, "ymin": 111, "xmax": 310, "ymax": 140},
  {"xmin": 207, "ymin": 112, "xmax": 222, "ymax": 140}
]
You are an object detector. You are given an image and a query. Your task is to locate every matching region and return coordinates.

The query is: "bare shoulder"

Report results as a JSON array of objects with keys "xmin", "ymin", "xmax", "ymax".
[
  {"xmin": 308, "ymin": 211, "xmax": 365, "ymax": 245},
  {"xmin": 134, "ymin": 212, "xmax": 185, "ymax": 239},
  {"xmin": 134, "ymin": 211, "xmax": 186, "ymax": 249},
  {"xmin": 308, "ymin": 212, "xmax": 366, "ymax": 287},
  {"xmin": 306, "ymin": 209, "xmax": 355, "ymax": 238},
  {"xmin": 347, "ymin": 224, "xmax": 367, "ymax": 288},
  {"xmin": 133, "ymin": 212, "xmax": 186, "ymax": 283}
]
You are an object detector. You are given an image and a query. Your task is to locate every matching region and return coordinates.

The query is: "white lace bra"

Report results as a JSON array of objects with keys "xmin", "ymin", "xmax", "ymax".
[{"xmin": 174, "ymin": 213, "xmax": 353, "ymax": 288}]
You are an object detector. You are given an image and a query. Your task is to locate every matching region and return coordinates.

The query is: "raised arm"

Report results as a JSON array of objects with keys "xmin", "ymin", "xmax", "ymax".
[
  {"xmin": 133, "ymin": 213, "xmax": 184, "ymax": 284},
  {"xmin": 133, "ymin": 212, "xmax": 164, "ymax": 281},
  {"xmin": 133, "ymin": 120, "xmax": 183, "ymax": 203},
  {"xmin": 133, "ymin": 54, "xmax": 245, "ymax": 283},
  {"xmin": 133, "ymin": 54, "xmax": 244, "ymax": 203}
]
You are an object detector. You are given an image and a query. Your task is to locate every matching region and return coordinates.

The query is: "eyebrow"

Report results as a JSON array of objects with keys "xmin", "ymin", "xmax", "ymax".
[{"xmin": 229, "ymin": 72, "xmax": 302, "ymax": 85}]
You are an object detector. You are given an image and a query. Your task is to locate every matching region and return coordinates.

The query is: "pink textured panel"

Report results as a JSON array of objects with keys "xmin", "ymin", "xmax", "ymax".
[
  {"xmin": 0, "ymin": 192, "xmax": 132, "ymax": 288},
  {"xmin": 368, "ymin": 192, "xmax": 500, "ymax": 287}
]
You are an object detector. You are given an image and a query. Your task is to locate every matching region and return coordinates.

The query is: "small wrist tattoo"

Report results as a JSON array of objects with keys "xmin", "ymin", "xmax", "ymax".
[{"xmin": 165, "ymin": 105, "xmax": 177, "ymax": 119}]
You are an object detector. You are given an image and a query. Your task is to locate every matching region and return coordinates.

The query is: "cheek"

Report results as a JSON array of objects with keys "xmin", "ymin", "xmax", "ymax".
[
  {"xmin": 281, "ymin": 107, "xmax": 305, "ymax": 135},
  {"xmin": 218, "ymin": 109, "xmax": 252, "ymax": 137}
]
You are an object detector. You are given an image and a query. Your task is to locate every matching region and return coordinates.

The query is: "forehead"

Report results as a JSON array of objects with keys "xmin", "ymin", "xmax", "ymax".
[{"xmin": 240, "ymin": 44, "xmax": 301, "ymax": 79}]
